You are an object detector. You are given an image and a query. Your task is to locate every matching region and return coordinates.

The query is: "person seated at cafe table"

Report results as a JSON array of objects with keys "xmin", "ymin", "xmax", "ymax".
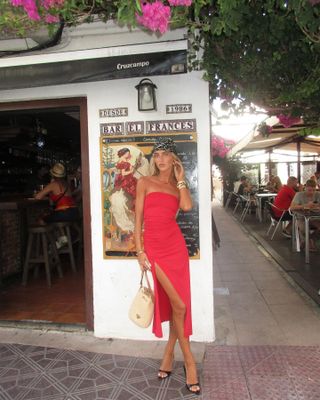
[
  {"xmin": 34, "ymin": 162, "xmax": 80, "ymax": 225},
  {"xmin": 290, "ymin": 179, "xmax": 320, "ymax": 251},
  {"xmin": 266, "ymin": 175, "xmax": 283, "ymax": 193},
  {"xmin": 273, "ymin": 176, "xmax": 300, "ymax": 238},
  {"xmin": 310, "ymin": 170, "xmax": 320, "ymax": 189},
  {"xmin": 237, "ymin": 176, "xmax": 252, "ymax": 195},
  {"xmin": 265, "ymin": 174, "xmax": 274, "ymax": 190}
]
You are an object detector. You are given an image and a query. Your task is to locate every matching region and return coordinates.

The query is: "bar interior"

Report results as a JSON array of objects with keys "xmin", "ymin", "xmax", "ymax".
[{"xmin": 0, "ymin": 107, "xmax": 86, "ymax": 326}]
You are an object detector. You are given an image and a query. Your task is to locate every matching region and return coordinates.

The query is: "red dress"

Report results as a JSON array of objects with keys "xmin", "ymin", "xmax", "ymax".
[
  {"xmin": 143, "ymin": 192, "xmax": 192, "ymax": 338},
  {"xmin": 114, "ymin": 161, "xmax": 137, "ymax": 198}
]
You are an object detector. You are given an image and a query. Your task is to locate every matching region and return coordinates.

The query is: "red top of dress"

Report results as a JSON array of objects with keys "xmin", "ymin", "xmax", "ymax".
[
  {"xmin": 273, "ymin": 185, "xmax": 296, "ymax": 217},
  {"xmin": 114, "ymin": 161, "xmax": 137, "ymax": 198}
]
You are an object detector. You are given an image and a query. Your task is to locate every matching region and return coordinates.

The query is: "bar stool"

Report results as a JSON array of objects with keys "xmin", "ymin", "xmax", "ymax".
[
  {"xmin": 22, "ymin": 225, "xmax": 63, "ymax": 287},
  {"xmin": 52, "ymin": 222, "xmax": 77, "ymax": 273}
]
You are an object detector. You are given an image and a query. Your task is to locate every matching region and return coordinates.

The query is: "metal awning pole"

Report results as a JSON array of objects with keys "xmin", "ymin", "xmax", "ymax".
[
  {"xmin": 297, "ymin": 140, "xmax": 301, "ymax": 183},
  {"xmin": 268, "ymin": 151, "xmax": 272, "ymax": 178}
]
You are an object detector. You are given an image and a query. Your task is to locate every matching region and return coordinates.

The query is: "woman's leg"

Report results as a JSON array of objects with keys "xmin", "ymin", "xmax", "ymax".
[
  {"xmin": 158, "ymin": 320, "xmax": 177, "ymax": 377},
  {"xmin": 155, "ymin": 264, "xmax": 199, "ymax": 391}
]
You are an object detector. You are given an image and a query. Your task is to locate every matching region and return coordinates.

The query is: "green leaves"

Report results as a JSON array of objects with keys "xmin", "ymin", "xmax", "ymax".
[
  {"xmin": 116, "ymin": 0, "xmax": 138, "ymax": 27},
  {"xmin": 1, "ymin": 0, "xmax": 320, "ymax": 129}
]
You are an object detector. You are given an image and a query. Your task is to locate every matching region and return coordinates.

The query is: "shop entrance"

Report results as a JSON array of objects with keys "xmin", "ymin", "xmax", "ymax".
[{"xmin": 0, "ymin": 97, "xmax": 93, "ymax": 330}]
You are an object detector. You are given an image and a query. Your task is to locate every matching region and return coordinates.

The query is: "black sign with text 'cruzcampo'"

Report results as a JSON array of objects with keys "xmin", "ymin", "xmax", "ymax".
[{"xmin": 0, "ymin": 50, "xmax": 187, "ymax": 90}]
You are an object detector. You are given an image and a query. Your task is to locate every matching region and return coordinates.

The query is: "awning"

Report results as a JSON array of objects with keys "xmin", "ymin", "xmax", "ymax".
[{"xmin": 228, "ymin": 121, "xmax": 320, "ymax": 157}]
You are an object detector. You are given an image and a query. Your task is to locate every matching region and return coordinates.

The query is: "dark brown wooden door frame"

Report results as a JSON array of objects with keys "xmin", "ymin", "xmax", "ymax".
[{"xmin": 0, "ymin": 97, "xmax": 94, "ymax": 331}]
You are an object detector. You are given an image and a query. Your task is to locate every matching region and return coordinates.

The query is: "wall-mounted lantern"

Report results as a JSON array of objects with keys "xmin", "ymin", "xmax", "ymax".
[{"xmin": 135, "ymin": 79, "xmax": 157, "ymax": 111}]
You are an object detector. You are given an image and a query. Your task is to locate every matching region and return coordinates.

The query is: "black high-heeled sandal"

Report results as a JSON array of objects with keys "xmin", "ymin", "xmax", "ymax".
[
  {"xmin": 157, "ymin": 369, "xmax": 172, "ymax": 380},
  {"xmin": 158, "ymin": 353, "xmax": 174, "ymax": 380},
  {"xmin": 183, "ymin": 366, "xmax": 201, "ymax": 395}
]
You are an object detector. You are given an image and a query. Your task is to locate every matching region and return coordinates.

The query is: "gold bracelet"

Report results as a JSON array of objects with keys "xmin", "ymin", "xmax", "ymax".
[
  {"xmin": 177, "ymin": 184, "xmax": 187, "ymax": 190},
  {"xmin": 177, "ymin": 180, "xmax": 187, "ymax": 190},
  {"xmin": 136, "ymin": 250, "xmax": 145, "ymax": 255},
  {"xmin": 176, "ymin": 180, "xmax": 186, "ymax": 187}
]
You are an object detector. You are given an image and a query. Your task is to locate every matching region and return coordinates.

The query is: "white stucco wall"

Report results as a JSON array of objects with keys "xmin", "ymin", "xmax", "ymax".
[{"xmin": 0, "ymin": 27, "xmax": 214, "ymax": 343}]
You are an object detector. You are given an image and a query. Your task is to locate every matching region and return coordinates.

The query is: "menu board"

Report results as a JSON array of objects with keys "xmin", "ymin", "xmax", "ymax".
[{"xmin": 100, "ymin": 132, "xmax": 199, "ymax": 258}]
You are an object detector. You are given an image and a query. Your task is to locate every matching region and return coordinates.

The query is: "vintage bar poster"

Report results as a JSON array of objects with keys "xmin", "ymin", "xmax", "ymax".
[{"xmin": 100, "ymin": 132, "xmax": 199, "ymax": 259}]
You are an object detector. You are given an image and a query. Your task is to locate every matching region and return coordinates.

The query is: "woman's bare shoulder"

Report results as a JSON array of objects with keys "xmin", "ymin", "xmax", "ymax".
[{"xmin": 138, "ymin": 176, "xmax": 154, "ymax": 186}]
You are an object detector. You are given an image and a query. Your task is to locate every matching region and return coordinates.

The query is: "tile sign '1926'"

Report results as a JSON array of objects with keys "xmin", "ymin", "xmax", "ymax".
[{"xmin": 166, "ymin": 104, "xmax": 192, "ymax": 114}]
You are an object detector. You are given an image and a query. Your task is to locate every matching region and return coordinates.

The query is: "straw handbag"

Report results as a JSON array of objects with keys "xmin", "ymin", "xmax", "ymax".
[{"xmin": 129, "ymin": 271, "xmax": 154, "ymax": 328}]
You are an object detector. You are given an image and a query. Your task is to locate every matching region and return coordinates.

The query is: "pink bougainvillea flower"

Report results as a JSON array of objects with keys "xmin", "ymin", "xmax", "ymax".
[
  {"xmin": 10, "ymin": 0, "xmax": 41, "ymax": 20},
  {"xmin": 42, "ymin": 0, "xmax": 64, "ymax": 10},
  {"xmin": 10, "ymin": 0, "xmax": 63, "ymax": 22},
  {"xmin": 277, "ymin": 114, "xmax": 301, "ymax": 128},
  {"xmin": 168, "ymin": 0, "xmax": 192, "ymax": 6},
  {"xmin": 45, "ymin": 13, "xmax": 60, "ymax": 23},
  {"xmin": 136, "ymin": 1, "xmax": 171, "ymax": 34},
  {"xmin": 211, "ymin": 135, "xmax": 231, "ymax": 158},
  {"xmin": 10, "ymin": 0, "xmax": 24, "ymax": 5}
]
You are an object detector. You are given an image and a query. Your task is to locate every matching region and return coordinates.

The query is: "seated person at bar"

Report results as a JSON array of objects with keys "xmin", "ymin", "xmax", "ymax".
[
  {"xmin": 237, "ymin": 176, "xmax": 251, "ymax": 195},
  {"xmin": 290, "ymin": 179, "xmax": 320, "ymax": 250},
  {"xmin": 273, "ymin": 176, "xmax": 299, "ymax": 237},
  {"xmin": 266, "ymin": 175, "xmax": 282, "ymax": 193},
  {"xmin": 35, "ymin": 163, "xmax": 79, "ymax": 224}
]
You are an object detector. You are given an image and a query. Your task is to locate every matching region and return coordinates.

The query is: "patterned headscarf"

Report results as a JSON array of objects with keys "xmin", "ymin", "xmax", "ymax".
[{"xmin": 152, "ymin": 137, "xmax": 177, "ymax": 155}]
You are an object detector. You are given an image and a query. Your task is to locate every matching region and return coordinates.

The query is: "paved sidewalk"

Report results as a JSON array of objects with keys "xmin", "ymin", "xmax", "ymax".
[
  {"xmin": 0, "ymin": 342, "xmax": 202, "ymax": 400},
  {"xmin": 200, "ymin": 200, "xmax": 320, "ymax": 399},
  {"xmin": 202, "ymin": 345, "xmax": 320, "ymax": 400},
  {"xmin": 212, "ymin": 200, "xmax": 320, "ymax": 346}
]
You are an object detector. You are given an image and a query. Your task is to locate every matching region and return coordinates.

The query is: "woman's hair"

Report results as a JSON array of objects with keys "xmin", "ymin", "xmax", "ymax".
[
  {"xmin": 149, "ymin": 152, "xmax": 181, "ymax": 182},
  {"xmin": 117, "ymin": 147, "xmax": 130, "ymax": 157},
  {"xmin": 305, "ymin": 179, "xmax": 317, "ymax": 188},
  {"xmin": 273, "ymin": 176, "xmax": 282, "ymax": 188}
]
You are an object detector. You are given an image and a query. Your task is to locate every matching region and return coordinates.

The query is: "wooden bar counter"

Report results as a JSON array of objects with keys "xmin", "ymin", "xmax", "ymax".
[{"xmin": 0, "ymin": 197, "xmax": 49, "ymax": 282}]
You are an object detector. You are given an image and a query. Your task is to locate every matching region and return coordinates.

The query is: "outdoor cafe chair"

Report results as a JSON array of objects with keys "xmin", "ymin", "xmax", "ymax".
[
  {"xmin": 240, "ymin": 194, "xmax": 257, "ymax": 222},
  {"xmin": 232, "ymin": 192, "xmax": 242, "ymax": 215},
  {"xmin": 266, "ymin": 201, "xmax": 288, "ymax": 240},
  {"xmin": 224, "ymin": 190, "xmax": 233, "ymax": 208}
]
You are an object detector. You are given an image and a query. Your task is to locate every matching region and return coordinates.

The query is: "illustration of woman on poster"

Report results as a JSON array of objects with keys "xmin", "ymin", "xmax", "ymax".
[
  {"xmin": 109, "ymin": 147, "xmax": 147, "ymax": 239},
  {"xmin": 114, "ymin": 148, "xmax": 137, "ymax": 199}
]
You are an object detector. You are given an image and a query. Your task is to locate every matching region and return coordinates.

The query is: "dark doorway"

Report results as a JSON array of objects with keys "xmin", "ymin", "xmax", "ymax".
[{"xmin": 0, "ymin": 98, "xmax": 93, "ymax": 330}]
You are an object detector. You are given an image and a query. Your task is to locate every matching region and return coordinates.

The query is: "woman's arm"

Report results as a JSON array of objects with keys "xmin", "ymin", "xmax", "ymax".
[
  {"xmin": 34, "ymin": 182, "xmax": 54, "ymax": 200},
  {"xmin": 290, "ymin": 193, "xmax": 305, "ymax": 210},
  {"xmin": 134, "ymin": 178, "xmax": 150, "ymax": 271},
  {"xmin": 122, "ymin": 167, "xmax": 134, "ymax": 176},
  {"xmin": 134, "ymin": 178, "xmax": 145, "ymax": 251},
  {"xmin": 173, "ymin": 160, "xmax": 193, "ymax": 211}
]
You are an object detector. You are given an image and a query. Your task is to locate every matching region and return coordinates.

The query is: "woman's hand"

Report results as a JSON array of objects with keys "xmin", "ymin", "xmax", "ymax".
[
  {"xmin": 173, "ymin": 160, "xmax": 185, "ymax": 182},
  {"xmin": 137, "ymin": 252, "xmax": 151, "ymax": 272}
]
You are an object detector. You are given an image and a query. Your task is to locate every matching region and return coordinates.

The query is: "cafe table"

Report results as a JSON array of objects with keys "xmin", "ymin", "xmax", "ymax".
[
  {"xmin": 291, "ymin": 209, "xmax": 320, "ymax": 263},
  {"xmin": 254, "ymin": 192, "xmax": 278, "ymax": 222}
]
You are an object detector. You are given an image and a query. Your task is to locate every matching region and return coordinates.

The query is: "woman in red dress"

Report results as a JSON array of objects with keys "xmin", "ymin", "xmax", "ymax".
[
  {"xmin": 114, "ymin": 148, "xmax": 137, "ymax": 198},
  {"xmin": 134, "ymin": 138, "xmax": 200, "ymax": 395}
]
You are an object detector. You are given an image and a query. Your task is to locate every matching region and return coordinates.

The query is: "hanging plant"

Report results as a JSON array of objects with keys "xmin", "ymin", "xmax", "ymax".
[
  {"xmin": 257, "ymin": 121, "xmax": 273, "ymax": 138},
  {"xmin": 211, "ymin": 135, "xmax": 234, "ymax": 159}
]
